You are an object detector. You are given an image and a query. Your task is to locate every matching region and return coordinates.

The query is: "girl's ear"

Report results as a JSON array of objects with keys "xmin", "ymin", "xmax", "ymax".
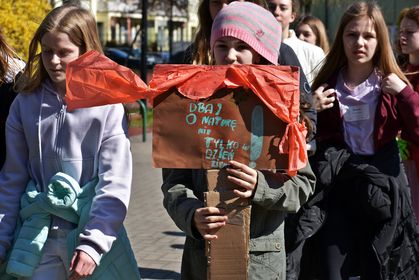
[{"xmin": 290, "ymin": 12, "xmax": 297, "ymax": 24}]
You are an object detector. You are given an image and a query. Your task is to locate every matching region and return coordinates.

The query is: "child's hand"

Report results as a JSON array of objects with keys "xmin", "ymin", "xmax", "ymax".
[
  {"xmin": 313, "ymin": 83, "xmax": 336, "ymax": 112},
  {"xmin": 69, "ymin": 250, "xmax": 96, "ymax": 280},
  {"xmin": 382, "ymin": 73, "xmax": 406, "ymax": 96},
  {"xmin": 193, "ymin": 207, "xmax": 228, "ymax": 240},
  {"xmin": 226, "ymin": 160, "xmax": 257, "ymax": 198}
]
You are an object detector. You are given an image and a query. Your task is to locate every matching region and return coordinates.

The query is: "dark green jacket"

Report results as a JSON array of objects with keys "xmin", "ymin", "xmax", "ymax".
[{"xmin": 162, "ymin": 164, "xmax": 315, "ymax": 280}]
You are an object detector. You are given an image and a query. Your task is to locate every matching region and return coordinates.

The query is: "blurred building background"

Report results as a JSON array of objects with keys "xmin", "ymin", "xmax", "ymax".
[
  {"xmin": 48, "ymin": 0, "xmax": 418, "ymax": 60},
  {"xmin": 50, "ymin": 0, "xmax": 198, "ymax": 54}
]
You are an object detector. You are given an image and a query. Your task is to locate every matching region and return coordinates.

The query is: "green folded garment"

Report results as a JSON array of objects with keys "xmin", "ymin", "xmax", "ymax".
[{"xmin": 0, "ymin": 172, "xmax": 140, "ymax": 280}]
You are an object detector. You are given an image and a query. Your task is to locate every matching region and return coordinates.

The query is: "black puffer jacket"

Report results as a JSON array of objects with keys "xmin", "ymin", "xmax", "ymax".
[{"xmin": 286, "ymin": 142, "xmax": 419, "ymax": 280}]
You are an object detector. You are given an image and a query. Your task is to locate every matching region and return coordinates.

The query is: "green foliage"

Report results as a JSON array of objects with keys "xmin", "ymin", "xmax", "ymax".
[
  {"xmin": 129, "ymin": 109, "xmax": 153, "ymax": 129},
  {"xmin": 0, "ymin": 0, "xmax": 51, "ymax": 61},
  {"xmin": 397, "ymin": 138, "xmax": 410, "ymax": 161}
]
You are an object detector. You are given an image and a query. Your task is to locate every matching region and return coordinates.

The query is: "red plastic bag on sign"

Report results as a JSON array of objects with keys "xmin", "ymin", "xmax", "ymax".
[
  {"xmin": 65, "ymin": 50, "xmax": 148, "ymax": 110},
  {"xmin": 150, "ymin": 64, "xmax": 307, "ymax": 175}
]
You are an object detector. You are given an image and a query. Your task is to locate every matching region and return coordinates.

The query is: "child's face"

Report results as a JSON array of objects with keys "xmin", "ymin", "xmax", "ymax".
[
  {"xmin": 399, "ymin": 18, "xmax": 419, "ymax": 55},
  {"xmin": 268, "ymin": 0, "xmax": 295, "ymax": 32},
  {"xmin": 213, "ymin": 37, "xmax": 261, "ymax": 65},
  {"xmin": 41, "ymin": 31, "xmax": 80, "ymax": 93},
  {"xmin": 296, "ymin": 23, "xmax": 317, "ymax": 45},
  {"xmin": 342, "ymin": 16, "xmax": 377, "ymax": 68}
]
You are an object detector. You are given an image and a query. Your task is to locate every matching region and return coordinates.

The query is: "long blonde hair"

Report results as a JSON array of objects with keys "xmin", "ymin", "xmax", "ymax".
[
  {"xmin": 192, "ymin": 0, "xmax": 267, "ymax": 65},
  {"xmin": 312, "ymin": 1, "xmax": 410, "ymax": 90},
  {"xmin": 16, "ymin": 5, "xmax": 103, "ymax": 93}
]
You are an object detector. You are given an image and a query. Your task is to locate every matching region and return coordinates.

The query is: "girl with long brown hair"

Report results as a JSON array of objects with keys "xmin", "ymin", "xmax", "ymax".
[
  {"xmin": 0, "ymin": 5, "xmax": 138, "ymax": 279},
  {"xmin": 287, "ymin": 2, "xmax": 419, "ymax": 279}
]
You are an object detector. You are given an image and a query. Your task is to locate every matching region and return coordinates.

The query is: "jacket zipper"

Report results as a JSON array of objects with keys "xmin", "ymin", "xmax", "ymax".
[{"xmin": 55, "ymin": 96, "xmax": 67, "ymax": 163}]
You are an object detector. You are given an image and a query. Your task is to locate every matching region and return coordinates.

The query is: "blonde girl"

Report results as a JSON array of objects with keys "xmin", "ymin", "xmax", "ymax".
[
  {"xmin": 0, "ymin": 5, "xmax": 134, "ymax": 279},
  {"xmin": 296, "ymin": 15, "xmax": 330, "ymax": 53}
]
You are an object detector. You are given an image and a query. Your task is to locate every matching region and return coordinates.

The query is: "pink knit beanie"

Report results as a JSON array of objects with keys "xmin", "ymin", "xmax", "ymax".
[{"xmin": 210, "ymin": 1, "xmax": 282, "ymax": 65}]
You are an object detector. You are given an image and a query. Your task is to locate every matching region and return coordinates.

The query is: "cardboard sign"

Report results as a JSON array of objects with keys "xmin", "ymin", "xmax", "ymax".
[
  {"xmin": 153, "ymin": 87, "xmax": 289, "ymax": 170},
  {"xmin": 205, "ymin": 169, "xmax": 251, "ymax": 280}
]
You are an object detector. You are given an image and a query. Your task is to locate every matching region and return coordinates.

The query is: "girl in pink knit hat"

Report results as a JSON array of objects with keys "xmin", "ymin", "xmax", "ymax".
[
  {"xmin": 210, "ymin": 1, "xmax": 282, "ymax": 65},
  {"xmin": 162, "ymin": 2, "xmax": 315, "ymax": 279}
]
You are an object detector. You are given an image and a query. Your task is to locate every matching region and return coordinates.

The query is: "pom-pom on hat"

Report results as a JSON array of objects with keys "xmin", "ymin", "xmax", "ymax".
[{"xmin": 210, "ymin": 1, "xmax": 282, "ymax": 65}]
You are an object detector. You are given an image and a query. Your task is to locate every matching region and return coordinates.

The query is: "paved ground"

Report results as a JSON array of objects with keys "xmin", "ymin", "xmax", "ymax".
[{"xmin": 125, "ymin": 133, "xmax": 185, "ymax": 280}]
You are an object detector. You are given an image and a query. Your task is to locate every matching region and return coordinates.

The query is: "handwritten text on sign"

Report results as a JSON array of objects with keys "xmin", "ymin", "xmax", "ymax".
[
  {"xmin": 187, "ymin": 102, "xmax": 244, "ymax": 168},
  {"xmin": 152, "ymin": 88, "xmax": 288, "ymax": 170}
]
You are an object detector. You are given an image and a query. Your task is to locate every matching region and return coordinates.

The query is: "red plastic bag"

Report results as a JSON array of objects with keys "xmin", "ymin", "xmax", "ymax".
[{"xmin": 65, "ymin": 50, "xmax": 148, "ymax": 110}]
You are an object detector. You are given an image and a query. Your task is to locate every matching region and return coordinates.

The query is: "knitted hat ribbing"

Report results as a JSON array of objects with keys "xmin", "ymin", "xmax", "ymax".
[{"xmin": 210, "ymin": 1, "xmax": 282, "ymax": 65}]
